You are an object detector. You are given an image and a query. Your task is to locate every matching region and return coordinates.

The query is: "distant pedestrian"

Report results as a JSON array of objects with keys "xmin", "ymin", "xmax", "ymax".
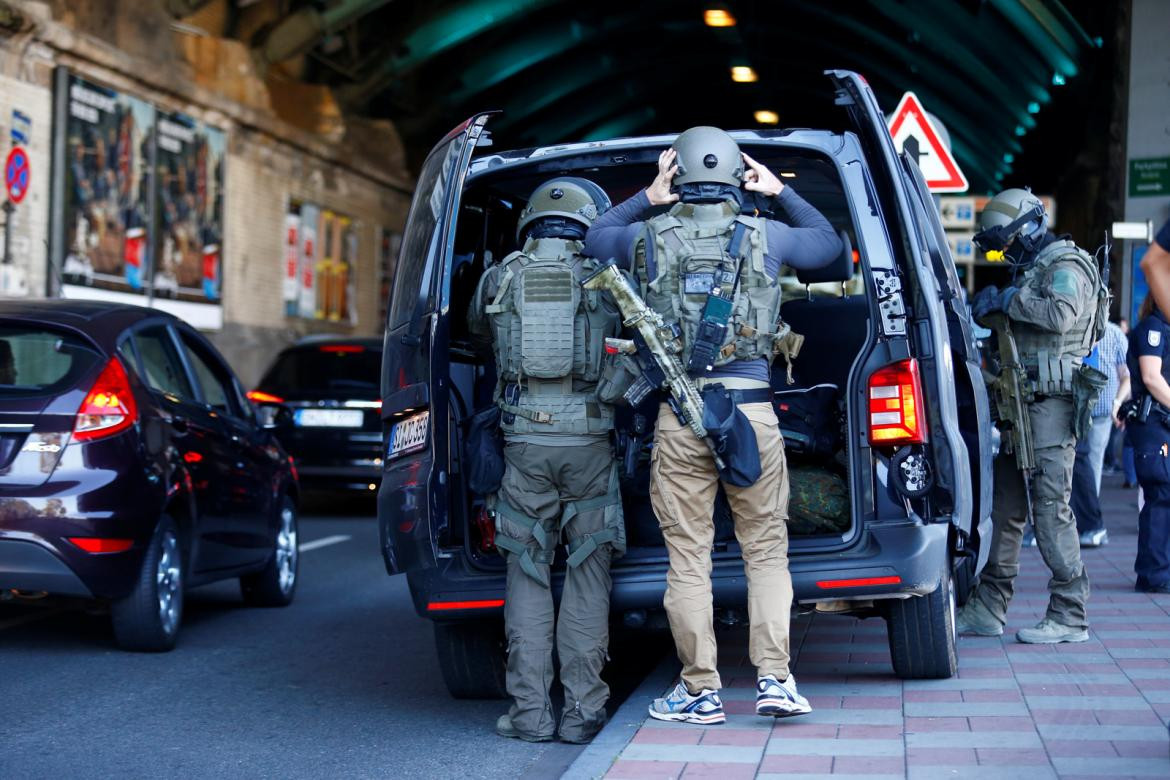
[{"xmin": 1071, "ymin": 321, "xmax": 1129, "ymax": 546}]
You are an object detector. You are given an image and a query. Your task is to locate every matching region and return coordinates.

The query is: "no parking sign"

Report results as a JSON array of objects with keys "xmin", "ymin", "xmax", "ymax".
[{"xmin": 5, "ymin": 146, "xmax": 30, "ymax": 204}]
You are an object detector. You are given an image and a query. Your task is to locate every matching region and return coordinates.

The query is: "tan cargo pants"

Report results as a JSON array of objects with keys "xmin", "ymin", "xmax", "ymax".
[{"xmin": 650, "ymin": 401, "xmax": 793, "ymax": 692}]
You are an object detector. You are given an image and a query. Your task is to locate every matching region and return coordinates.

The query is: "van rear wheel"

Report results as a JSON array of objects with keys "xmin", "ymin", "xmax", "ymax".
[
  {"xmin": 884, "ymin": 563, "xmax": 958, "ymax": 679},
  {"xmin": 434, "ymin": 620, "xmax": 508, "ymax": 699}
]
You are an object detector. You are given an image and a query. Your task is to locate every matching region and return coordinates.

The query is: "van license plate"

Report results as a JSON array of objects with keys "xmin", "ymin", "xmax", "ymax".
[
  {"xmin": 295, "ymin": 409, "xmax": 364, "ymax": 428},
  {"xmin": 388, "ymin": 411, "xmax": 429, "ymax": 458}
]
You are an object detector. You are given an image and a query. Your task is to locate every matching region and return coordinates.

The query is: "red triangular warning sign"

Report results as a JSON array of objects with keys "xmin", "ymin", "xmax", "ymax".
[{"xmin": 887, "ymin": 92, "xmax": 969, "ymax": 193}]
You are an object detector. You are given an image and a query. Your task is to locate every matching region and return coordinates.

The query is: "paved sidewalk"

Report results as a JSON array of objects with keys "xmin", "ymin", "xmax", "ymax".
[{"xmin": 583, "ymin": 478, "xmax": 1170, "ymax": 779}]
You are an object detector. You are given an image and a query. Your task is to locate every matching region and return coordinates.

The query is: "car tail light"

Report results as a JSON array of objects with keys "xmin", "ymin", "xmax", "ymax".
[
  {"xmin": 68, "ymin": 537, "xmax": 133, "ymax": 553},
  {"xmin": 247, "ymin": 390, "xmax": 284, "ymax": 403},
  {"xmin": 867, "ymin": 359, "xmax": 926, "ymax": 445},
  {"xmin": 73, "ymin": 358, "xmax": 138, "ymax": 442},
  {"xmin": 320, "ymin": 344, "xmax": 363, "ymax": 353}
]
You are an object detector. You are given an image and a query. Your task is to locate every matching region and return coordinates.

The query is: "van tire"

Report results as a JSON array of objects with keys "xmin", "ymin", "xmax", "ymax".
[
  {"xmin": 434, "ymin": 620, "xmax": 508, "ymax": 699},
  {"xmin": 884, "ymin": 563, "xmax": 958, "ymax": 679}
]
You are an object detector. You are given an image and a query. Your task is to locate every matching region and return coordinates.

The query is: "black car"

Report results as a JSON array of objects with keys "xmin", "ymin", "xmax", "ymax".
[
  {"xmin": 0, "ymin": 300, "xmax": 300, "ymax": 651},
  {"xmin": 378, "ymin": 71, "xmax": 995, "ymax": 695},
  {"xmin": 250, "ymin": 337, "xmax": 383, "ymax": 492}
]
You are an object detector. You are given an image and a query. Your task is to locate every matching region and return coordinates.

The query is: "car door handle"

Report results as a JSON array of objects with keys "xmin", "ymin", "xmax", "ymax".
[{"xmin": 169, "ymin": 415, "xmax": 189, "ymax": 435}]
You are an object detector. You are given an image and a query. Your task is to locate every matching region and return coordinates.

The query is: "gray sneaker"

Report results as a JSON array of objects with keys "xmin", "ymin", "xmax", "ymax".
[
  {"xmin": 956, "ymin": 599, "xmax": 1004, "ymax": 636},
  {"xmin": 1016, "ymin": 618, "xmax": 1089, "ymax": 644},
  {"xmin": 1079, "ymin": 528, "xmax": 1108, "ymax": 547}
]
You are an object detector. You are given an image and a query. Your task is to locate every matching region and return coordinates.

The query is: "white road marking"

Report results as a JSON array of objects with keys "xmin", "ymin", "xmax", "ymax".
[{"xmin": 298, "ymin": 534, "xmax": 352, "ymax": 552}]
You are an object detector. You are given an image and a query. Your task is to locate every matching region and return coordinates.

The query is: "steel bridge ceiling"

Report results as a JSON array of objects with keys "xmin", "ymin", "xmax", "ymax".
[{"xmin": 267, "ymin": 0, "xmax": 1098, "ymax": 191}]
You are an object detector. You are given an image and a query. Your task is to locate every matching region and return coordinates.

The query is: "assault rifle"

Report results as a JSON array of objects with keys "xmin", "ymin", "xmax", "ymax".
[
  {"xmin": 581, "ymin": 262, "xmax": 725, "ymax": 471},
  {"xmin": 984, "ymin": 311, "xmax": 1036, "ymax": 525}
]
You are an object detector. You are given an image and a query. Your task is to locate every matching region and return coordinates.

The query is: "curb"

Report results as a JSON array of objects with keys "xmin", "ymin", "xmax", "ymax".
[{"xmin": 562, "ymin": 651, "xmax": 681, "ymax": 779}]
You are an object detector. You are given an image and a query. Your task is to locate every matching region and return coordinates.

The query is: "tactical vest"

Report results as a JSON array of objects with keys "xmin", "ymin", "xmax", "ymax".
[
  {"xmin": 635, "ymin": 201, "xmax": 785, "ymax": 370},
  {"xmin": 1013, "ymin": 239, "xmax": 1103, "ymax": 396},
  {"xmin": 485, "ymin": 238, "xmax": 620, "ymax": 435}
]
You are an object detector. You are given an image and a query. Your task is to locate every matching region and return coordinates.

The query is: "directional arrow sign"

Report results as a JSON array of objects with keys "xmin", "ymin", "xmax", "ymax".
[{"xmin": 887, "ymin": 92, "xmax": 968, "ymax": 193}]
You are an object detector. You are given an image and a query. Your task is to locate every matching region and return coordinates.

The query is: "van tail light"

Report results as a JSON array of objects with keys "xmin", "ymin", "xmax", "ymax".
[
  {"xmin": 247, "ymin": 390, "xmax": 284, "ymax": 403},
  {"xmin": 867, "ymin": 358, "xmax": 926, "ymax": 445},
  {"xmin": 68, "ymin": 537, "xmax": 134, "ymax": 554},
  {"xmin": 73, "ymin": 358, "xmax": 138, "ymax": 442}
]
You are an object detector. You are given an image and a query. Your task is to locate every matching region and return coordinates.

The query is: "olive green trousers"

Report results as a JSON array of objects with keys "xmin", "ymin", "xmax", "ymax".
[
  {"xmin": 971, "ymin": 396, "xmax": 1090, "ymax": 629},
  {"xmin": 495, "ymin": 437, "xmax": 618, "ymax": 741}
]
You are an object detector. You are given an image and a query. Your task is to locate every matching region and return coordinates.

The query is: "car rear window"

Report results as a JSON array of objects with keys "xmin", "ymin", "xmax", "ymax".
[
  {"xmin": 259, "ymin": 346, "xmax": 381, "ymax": 398},
  {"xmin": 0, "ymin": 325, "xmax": 101, "ymax": 396}
]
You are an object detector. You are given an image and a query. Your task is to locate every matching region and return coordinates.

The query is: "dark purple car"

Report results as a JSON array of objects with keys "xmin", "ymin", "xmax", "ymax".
[{"xmin": 0, "ymin": 300, "xmax": 299, "ymax": 651}]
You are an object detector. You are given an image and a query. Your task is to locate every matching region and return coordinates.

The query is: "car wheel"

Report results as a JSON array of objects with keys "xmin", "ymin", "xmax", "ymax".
[
  {"xmin": 241, "ymin": 497, "xmax": 298, "ymax": 607},
  {"xmin": 434, "ymin": 620, "xmax": 508, "ymax": 699},
  {"xmin": 884, "ymin": 561, "xmax": 958, "ymax": 679},
  {"xmin": 111, "ymin": 514, "xmax": 184, "ymax": 652}
]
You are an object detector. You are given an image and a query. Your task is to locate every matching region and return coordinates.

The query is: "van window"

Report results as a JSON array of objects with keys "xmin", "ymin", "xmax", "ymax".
[{"xmin": 387, "ymin": 136, "xmax": 463, "ymax": 330}]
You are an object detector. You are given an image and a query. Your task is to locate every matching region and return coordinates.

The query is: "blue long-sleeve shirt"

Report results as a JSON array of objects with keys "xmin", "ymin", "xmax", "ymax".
[{"xmin": 584, "ymin": 187, "xmax": 841, "ymax": 382}]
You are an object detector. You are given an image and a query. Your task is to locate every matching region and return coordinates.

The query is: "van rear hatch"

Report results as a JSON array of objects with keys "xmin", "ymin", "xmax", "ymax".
[{"xmin": 0, "ymin": 324, "xmax": 103, "ymax": 486}]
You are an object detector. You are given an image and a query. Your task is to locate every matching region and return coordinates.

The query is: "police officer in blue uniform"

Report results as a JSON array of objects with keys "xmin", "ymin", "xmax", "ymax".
[{"xmin": 1125, "ymin": 289, "xmax": 1170, "ymax": 594}]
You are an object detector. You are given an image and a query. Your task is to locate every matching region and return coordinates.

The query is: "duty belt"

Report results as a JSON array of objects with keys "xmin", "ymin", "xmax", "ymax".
[{"xmin": 694, "ymin": 385, "xmax": 773, "ymax": 405}]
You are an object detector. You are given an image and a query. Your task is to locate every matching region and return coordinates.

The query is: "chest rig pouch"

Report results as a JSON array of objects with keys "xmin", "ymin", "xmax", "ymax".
[
  {"xmin": 486, "ymin": 242, "xmax": 618, "ymax": 435},
  {"xmin": 638, "ymin": 206, "xmax": 783, "ymax": 372}
]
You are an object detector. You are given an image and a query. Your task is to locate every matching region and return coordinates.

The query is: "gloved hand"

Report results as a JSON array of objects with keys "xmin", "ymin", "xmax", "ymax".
[{"xmin": 972, "ymin": 285, "xmax": 1019, "ymax": 323}]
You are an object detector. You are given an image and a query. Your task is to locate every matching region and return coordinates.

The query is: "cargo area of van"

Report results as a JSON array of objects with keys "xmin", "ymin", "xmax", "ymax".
[{"xmin": 441, "ymin": 142, "xmax": 872, "ymax": 575}]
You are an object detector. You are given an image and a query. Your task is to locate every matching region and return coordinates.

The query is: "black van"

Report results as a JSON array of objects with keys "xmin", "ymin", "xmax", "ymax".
[{"xmin": 378, "ymin": 71, "xmax": 994, "ymax": 696}]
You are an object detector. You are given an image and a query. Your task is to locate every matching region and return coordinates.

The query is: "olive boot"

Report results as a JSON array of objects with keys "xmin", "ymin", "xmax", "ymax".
[
  {"xmin": 1016, "ymin": 618, "xmax": 1089, "ymax": 644},
  {"xmin": 955, "ymin": 597, "xmax": 1004, "ymax": 637}
]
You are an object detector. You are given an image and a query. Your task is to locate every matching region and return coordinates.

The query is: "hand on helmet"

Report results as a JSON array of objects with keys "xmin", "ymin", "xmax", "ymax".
[
  {"xmin": 646, "ymin": 149, "xmax": 680, "ymax": 206},
  {"xmin": 742, "ymin": 153, "xmax": 784, "ymax": 197}
]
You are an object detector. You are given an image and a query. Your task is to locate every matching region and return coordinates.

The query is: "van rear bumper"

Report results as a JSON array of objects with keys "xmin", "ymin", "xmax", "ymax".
[{"xmin": 408, "ymin": 522, "xmax": 950, "ymax": 620}]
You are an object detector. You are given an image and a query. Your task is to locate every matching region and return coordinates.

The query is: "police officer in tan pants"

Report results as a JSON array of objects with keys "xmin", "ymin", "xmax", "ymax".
[{"xmin": 584, "ymin": 127, "xmax": 840, "ymax": 723}]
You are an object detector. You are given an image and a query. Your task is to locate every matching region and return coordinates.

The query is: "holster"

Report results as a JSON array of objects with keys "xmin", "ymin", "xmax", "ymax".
[{"xmin": 1071, "ymin": 362, "xmax": 1107, "ymax": 439}]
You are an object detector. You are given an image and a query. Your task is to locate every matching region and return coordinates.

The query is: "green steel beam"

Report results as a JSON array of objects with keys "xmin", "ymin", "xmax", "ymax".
[
  {"xmin": 343, "ymin": 0, "xmax": 560, "ymax": 105},
  {"xmin": 989, "ymin": 0, "xmax": 1081, "ymax": 77}
]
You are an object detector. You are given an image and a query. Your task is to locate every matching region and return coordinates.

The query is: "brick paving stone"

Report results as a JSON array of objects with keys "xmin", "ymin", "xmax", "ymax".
[
  {"xmin": 903, "ymin": 716, "xmax": 970, "ymax": 732},
  {"xmin": 633, "ymin": 728, "xmax": 704, "ymax": 745},
  {"xmin": 765, "ymin": 737, "xmax": 903, "ymax": 757},
  {"xmin": 906, "ymin": 731, "xmax": 1042, "ymax": 748},
  {"xmin": 1026, "ymin": 694, "xmax": 1152, "ymax": 710},
  {"xmin": 961, "ymin": 688, "xmax": 1022, "ymax": 702},
  {"xmin": 681, "ymin": 762, "xmax": 760, "ymax": 779},
  {"xmin": 756, "ymin": 754, "xmax": 832, "ymax": 774},
  {"xmin": 974, "ymin": 747, "xmax": 1050, "ymax": 765},
  {"xmin": 1020, "ymin": 682, "xmax": 1082, "ymax": 696},
  {"xmin": 767, "ymin": 723, "xmax": 837, "ymax": 739},
  {"xmin": 905, "ymin": 746, "xmax": 978, "ymax": 765},
  {"xmin": 835, "ymin": 725, "xmax": 905, "ymax": 740},
  {"xmin": 1050, "ymin": 757, "xmax": 1170, "ymax": 776},
  {"xmin": 606, "ymin": 759, "xmax": 686, "ymax": 779},
  {"xmin": 798, "ymin": 708, "xmax": 903, "ymax": 725},
  {"xmin": 907, "ymin": 767, "xmax": 1057, "ymax": 780},
  {"xmin": 831, "ymin": 756, "xmax": 905, "ymax": 774},
  {"xmin": 1036, "ymin": 723, "xmax": 1170, "ymax": 741},
  {"xmin": 957, "ymin": 666, "xmax": 1015, "ymax": 678},
  {"xmin": 903, "ymin": 690, "xmax": 962, "ymax": 702},
  {"xmin": 966, "ymin": 715, "xmax": 1036, "ymax": 731},
  {"xmin": 904, "ymin": 701, "xmax": 1029, "ymax": 717},
  {"xmin": 840, "ymin": 695, "xmax": 900, "ymax": 708},
  {"xmin": 1080, "ymin": 683, "xmax": 1144, "ymax": 696},
  {"xmin": 1111, "ymin": 740, "xmax": 1170, "ymax": 758},
  {"xmin": 700, "ymin": 729, "xmax": 769, "ymax": 747},
  {"xmin": 1041, "ymin": 739, "xmax": 1119, "ymax": 757},
  {"xmin": 904, "ymin": 676, "xmax": 1017, "ymax": 690}
]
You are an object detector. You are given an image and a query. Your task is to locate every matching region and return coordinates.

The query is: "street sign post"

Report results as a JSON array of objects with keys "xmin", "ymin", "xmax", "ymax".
[{"xmin": 887, "ymin": 92, "xmax": 969, "ymax": 193}]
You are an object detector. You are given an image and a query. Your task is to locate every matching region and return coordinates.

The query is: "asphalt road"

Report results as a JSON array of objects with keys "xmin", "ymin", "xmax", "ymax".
[{"xmin": 0, "ymin": 496, "xmax": 667, "ymax": 779}]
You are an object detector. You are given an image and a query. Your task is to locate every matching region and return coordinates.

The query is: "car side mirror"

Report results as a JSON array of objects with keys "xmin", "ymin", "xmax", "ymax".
[{"xmin": 255, "ymin": 402, "xmax": 293, "ymax": 430}]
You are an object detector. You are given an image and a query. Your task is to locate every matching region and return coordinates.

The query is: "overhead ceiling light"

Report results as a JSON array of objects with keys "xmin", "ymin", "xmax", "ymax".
[
  {"xmin": 704, "ymin": 8, "xmax": 736, "ymax": 27},
  {"xmin": 754, "ymin": 110, "xmax": 779, "ymax": 124},
  {"xmin": 780, "ymin": 172, "xmax": 797, "ymax": 178},
  {"xmin": 731, "ymin": 66, "xmax": 758, "ymax": 83}
]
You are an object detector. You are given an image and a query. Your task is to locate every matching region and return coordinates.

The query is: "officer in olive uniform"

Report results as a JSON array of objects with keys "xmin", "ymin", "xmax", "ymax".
[
  {"xmin": 585, "ymin": 127, "xmax": 840, "ymax": 724},
  {"xmin": 468, "ymin": 178, "xmax": 625, "ymax": 744},
  {"xmin": 958, "ymin": 188, "xmax": 1104, "ymax": 644}
]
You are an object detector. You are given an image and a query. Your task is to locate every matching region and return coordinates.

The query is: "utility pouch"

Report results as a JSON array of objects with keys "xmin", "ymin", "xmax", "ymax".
[
  {"xmin": 597, "ymin": 354, "xmax": 638, "ymax": 406},
  {"xmin": 1071, "ymin": 362, "xmax": 1108, "ymax": 439},
  {"xmin": 686, "ymin": 294, "xmax": 734, "ymax": 374},
  {"xmin": 464, "ymin": 405, "xmax": 505, "ymax": 495},
  {"xmin": 772, "ymin": 327, "xmax": 806, "ymax": 385},
  {"xmin": 501, "ymin": 384, "xmax": 520, "ymax": 425},
  {"xmin": 700, "ymin": 385, "xmax": 762, "ymax": 487}
]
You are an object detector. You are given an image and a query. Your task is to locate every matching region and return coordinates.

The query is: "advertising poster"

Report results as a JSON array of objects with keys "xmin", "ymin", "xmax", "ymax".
[
  {"xmin": 283, "ymin": 204, "xmax": 301, "ymax": 316},
  {"xmin": 61, "ymin": 74, "xmax": 154, "ymax": 295},
  {"xmin": 153, "ymin": 111, "xmax": 225, "ymax": 303},
  {"xmin": 298, "ymin": 202, "xmax": 319, "ymax": 319}
]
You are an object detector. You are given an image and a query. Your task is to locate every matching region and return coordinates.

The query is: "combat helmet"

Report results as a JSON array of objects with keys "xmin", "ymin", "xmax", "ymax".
[
  {"xmin": 973, "ymin": 187, "xmax": 1048, "ymax": 259},
  {"xmin": 671, "ymin": 126, "xmax": 744, "ymax": 187},
  {"xmin": 516, "ymin": 177, "xmax": 611, "ymax": 241}
]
